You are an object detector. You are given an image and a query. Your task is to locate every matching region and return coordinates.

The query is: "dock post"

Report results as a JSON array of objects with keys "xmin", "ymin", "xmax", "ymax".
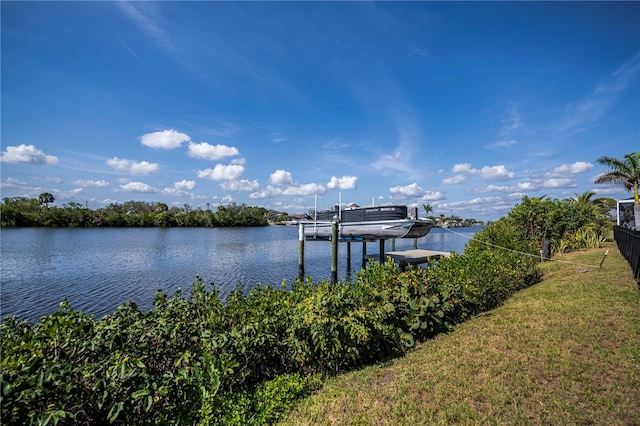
[
  {"xmin": 391, "ymin": 238, "xmax": 396, "ymax": 251},
  {"xmin": 379, "ymin": 239, "xmax": 385, "ymax": 264},
  {"xmin": 362, "ymin": 241, "xmax": 367, "ymax": 268},
  {"xmin": 346, "ymin": 241, "xmax": 351, "ymax": 279},
  {"xmin": 298, "ymin": 223, "xmax": 305, "ymax": 280},
  {"xmin": 331, "ymin": 221, "xmax": 338, "ymax": 284},
  {"xmin": 413, "ymin": 238, "xmax": 418, "ymax": 249}
]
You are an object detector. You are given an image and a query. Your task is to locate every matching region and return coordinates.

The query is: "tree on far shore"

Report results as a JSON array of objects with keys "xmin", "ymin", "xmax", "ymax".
[{"xmin": 38, "ymin": 192, "xmax": 55, "ymax": 209}]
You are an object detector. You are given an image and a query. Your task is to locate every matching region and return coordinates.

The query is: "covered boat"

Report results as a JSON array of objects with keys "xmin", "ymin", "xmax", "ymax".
[{"xmin": 303, "ymin": 204, "xmax": 434, "ymax": 241}]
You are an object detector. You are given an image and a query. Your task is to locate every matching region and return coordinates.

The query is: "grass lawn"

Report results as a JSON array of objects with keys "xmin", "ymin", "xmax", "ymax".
[{"xmin": 281, "ymin": 243, "xmax": 640, "ymax": 425}]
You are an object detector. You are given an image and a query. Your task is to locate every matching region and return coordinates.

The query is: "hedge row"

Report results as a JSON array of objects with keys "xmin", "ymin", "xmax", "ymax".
[{"xmin": 1, "ymin": 227, "xmax": 541, "ymax": 425}]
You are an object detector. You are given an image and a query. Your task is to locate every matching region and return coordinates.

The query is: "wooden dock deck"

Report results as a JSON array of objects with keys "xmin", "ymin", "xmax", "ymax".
[{"xmin": 367, "ymin": 249, "xmax": 451, "ymax": 270}]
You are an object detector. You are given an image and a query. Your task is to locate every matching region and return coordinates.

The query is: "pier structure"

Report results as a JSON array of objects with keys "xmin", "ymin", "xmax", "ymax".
[{"xmin": 298, "ymin": 222, "xmax": 450, "ymax": 283}]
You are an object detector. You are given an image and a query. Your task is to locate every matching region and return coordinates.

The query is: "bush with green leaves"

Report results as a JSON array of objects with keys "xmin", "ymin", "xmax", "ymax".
[
  {"xmin": 1, "ymin": 244, "xmax": 540, "ymax": 425},
  {"xmin": 502, "ymin": 196, "xmax": 610, "ymax": 254},
  {"xmin": 4, "ymin": 198, "xmax": 556, "ymax": 424}
]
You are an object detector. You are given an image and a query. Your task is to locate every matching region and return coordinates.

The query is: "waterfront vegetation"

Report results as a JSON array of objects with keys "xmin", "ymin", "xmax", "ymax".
[
  {"xmin": 0, "ymin": 193, "xmax": 624, "ymax": 424},
  {"xmin": 0, "ymin": 198, "xmax": 279, "ymax": 227},
  {"xmin": 281, "ymin": 245, "xmax": 639, "ymax": 425}
]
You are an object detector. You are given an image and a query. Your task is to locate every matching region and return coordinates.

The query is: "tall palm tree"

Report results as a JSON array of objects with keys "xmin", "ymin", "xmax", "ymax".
[
  {"xmin": 38, "ymin": 192, "xmax": 55, "ymax": 209},
  {"xmin": 595, "ymin": 152, "xmax": 640, "ymax": 229}
]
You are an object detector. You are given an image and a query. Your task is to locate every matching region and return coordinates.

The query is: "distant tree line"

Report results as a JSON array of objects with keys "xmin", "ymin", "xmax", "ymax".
[{"xmin": 0, "ymin": 195, "xmax": 283, "ymax": 228}]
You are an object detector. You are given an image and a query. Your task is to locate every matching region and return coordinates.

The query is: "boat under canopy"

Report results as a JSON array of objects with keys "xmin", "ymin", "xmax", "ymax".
[{"xmin": 303, "ymin": 205, "xmax": 434, "ymax": 241}]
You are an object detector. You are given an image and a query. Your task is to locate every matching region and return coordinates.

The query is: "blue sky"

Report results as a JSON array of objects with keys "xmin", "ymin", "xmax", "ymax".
[{"xmin": 2, "ymin": 1, "xmax": 639, "ymax": 221}]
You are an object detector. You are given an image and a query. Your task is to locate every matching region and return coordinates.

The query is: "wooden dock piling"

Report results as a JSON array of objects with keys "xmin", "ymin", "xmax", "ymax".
[
  {"xmin": 298, "ymin": 223, "xmax": 305, "ymax": 280},
  {"xmin": 330, "ymin": 221, "xmax": 338, "ymax": 284}
]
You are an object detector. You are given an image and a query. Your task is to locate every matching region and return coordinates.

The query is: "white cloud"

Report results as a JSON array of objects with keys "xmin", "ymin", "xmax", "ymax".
[
  {"xmin": 478, "ymin": 165, "xmax": 514, "ymax": 180},
  {"xmin": 543, "ymin": 178, "xmax": 576, "ymax": 188},
  {"xmin": 485, "ymin": 185, "xmax": 510, "ymax": 192},
  {"xmin": 442, "ymin": 175, "xmax": 466, "ymax": 184},
  {"xmin": 162, "ymin": 180, "xmax": 196, "ymax": 197},
  {"xmin": 1, "ymin": 177, "xmax": 27, "ymax": 187},
  {"xmin": 327, "ymin": 175, "xmax": 358, "ymax": 190},
  {"xmin": 270, "ymin": 169, "xmax": 295, "ymax": 185},
  {"xmin": 389, "ymin": 183, "xmax": 444, "ymax": 201},
  {"xmin": 107, "ymin": 157, "xmax": 159, "ymax": 175},
  {"xmin": 73, "ymin": 179, "xmax": 110, "ymax": 188},
  {"xmin": 120, "ymin": 181, "xmax": 156, "ymax": 192},
  {"xmin": 1, "ymin": 144, "xmax": 59, "ymax": 165},
  {"xmin": 173, "ymin": 179, "xmax": 196, "ymax": 190},
  {"xmin": 139, "ymin": 129, "xmax": 190, "ymax": 149},
  {"xmin": 517, "ymin": 182, "xmax": 536, "ymax": 191},
  {"xmin": 197, "ymin": 164, "xmax": 244, "ymax": 181},
  {"xmin": 471, "ymin": 181, "xmax": 541, "ymax": 194},
  {"xmin": 54, "ymin": 188, "xmax": 84, "ymax": 200},
  {"xmin": 452, "ymin": 163, "xmax": 474, "ymax": 174},
  {"xmin": 283, "ymin": 183, "xmax": 326, "ymax": 196},
  {"xmin": 450, "ymin": 163, "xmax": 514, "ymax": 180},
  {"xmin": 187, "ymin": 142, "xmax": 239, "ymax": 160},
  {"xmin": 250, "ymin": 182, "xmax": 326, "ymax": 199},
  {"xmin": 390, "ymin": 183, "xmax": 425, "ymax": 197},
  {"xmin": 549, "ymin": 161, "xmax": 594, "ymax": 175},
  {"xmin": 220, "ymin": 179, "xmax": 260, "ymax": 192},
  {"xmin": 249, "ymin": 190, "xmax": 270, "ymax": 199}
]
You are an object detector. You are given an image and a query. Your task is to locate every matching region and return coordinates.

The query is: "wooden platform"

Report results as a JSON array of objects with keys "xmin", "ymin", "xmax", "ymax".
[{"xmin": 367, "ymin": 249, "xmax": 451, "ymax": 270}]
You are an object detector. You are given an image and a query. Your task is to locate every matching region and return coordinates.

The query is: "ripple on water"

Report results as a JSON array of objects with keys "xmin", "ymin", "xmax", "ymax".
[{"xmin": 1, "ymin": 227, "xmax": 479, "ymax": 322}]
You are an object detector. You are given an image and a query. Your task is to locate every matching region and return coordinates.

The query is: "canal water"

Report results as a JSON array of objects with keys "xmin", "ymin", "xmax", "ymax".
[{"xmin": 1, "ymin": 226, "xmax": 479, "ymax": 322}]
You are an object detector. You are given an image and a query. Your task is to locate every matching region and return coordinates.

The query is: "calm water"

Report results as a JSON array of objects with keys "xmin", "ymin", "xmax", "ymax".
[{"xmin": 1, "ymin": 226, "xmax": 478, "ymax": 322}]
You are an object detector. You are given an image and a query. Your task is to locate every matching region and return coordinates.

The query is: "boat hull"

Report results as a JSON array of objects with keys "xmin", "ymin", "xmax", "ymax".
[{"xmin": 303, "ymin": 219, "xmax": 433, "ymax": 241}]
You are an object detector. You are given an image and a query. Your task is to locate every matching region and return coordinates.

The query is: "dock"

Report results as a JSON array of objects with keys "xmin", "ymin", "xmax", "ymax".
[
  {"xmin": 367, "ymin": 249, "xmax": 451, "ymax": 270},
  {"xmin": 297, "ymin": 221, "xmax": 449, "ymax": 283}
]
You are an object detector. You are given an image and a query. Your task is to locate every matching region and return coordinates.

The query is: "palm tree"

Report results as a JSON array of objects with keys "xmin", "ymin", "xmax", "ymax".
[
  {"xmin": 595, "ymin": 152, "xmax": 640, "ymax": 229},
  {"xmin": 570, "ymin": 191, "xmax": 596, "ymax": 204},
  {"xmin": 422, "ymin": 204, "xmax": 433, "ymax": 218},
  {"xmin": 38, "ymin": 192, "xmax": 55, "ymax": 209}
]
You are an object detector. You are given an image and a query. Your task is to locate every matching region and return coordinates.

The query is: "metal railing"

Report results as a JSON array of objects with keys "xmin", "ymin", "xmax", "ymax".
[{"xmin": 614, "ymin": 226, "xmax": 640, "ymax": 282}]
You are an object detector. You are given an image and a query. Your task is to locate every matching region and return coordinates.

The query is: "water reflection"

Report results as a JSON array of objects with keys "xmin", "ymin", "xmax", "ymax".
[{"xmin": 1, "ymin": 226, "xmax": 478, "ymax": 322}]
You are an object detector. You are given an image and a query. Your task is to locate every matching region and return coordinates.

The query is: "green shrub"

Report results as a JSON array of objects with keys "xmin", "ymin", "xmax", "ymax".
[{"xmin": 3, "ymin": 209, "xmax": 550, "ymax": 424}]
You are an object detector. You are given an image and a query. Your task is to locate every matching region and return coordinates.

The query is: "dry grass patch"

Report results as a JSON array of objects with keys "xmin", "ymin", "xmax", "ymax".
[{"xmin": 281, "ymin": 244, "xmax": 640, "ymax": 425}]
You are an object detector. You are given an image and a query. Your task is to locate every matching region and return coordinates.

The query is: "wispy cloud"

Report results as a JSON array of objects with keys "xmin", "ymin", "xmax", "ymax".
[
  {"xmin": 558, "ymin": 52, "xmax": 640, "ymax": 134},
  {"xmin": 485, "ymin": 104, "xmax": 521, "ymax": 150},
  {"xmin": 371, "ymin": 115, "xmax": 423, "ymax": 179},
  {"xmin": 408, "ymin": 46, "xmax": 427, "ymax": 57},
  {"xmin": 116, "ymin": 2, "xmax": 175, "ymax": 52}
]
